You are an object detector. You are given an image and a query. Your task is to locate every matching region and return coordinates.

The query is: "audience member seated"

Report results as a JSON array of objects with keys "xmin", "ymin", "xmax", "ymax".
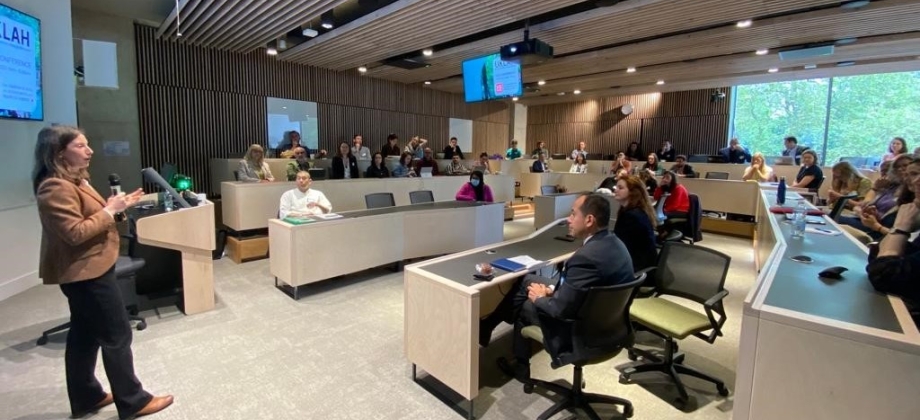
[
  {"xmin": 446, "ymin": 155, "xmax": 470, "ymax": 175},
  {"xmin": 781, "ymin": 136, "xmax": 809, "ymax": 165},
  {"xmin": 828, "ymin": 161, "xmax": 870, "ymax": 209},
  {"xmin": 719, "ymin": 137, "xmax": 752, "ymax": 164},
  {"xmin": 532, "ymin": 153, "xmax": 550, "ymax": 173},
  {"xmin": 392, "ymin": 152, "xmax": 417, "ymax": 177},
  {"xmin": 670, "ymin": 155, "xmax": 695, "ymax": 178},
  {"xmin": 638, "ymin": 170, "xmax": 658, "ymax": 195},
  {"xmin": 506, "ymin": 139, "xmax": 523, "ymax": 160},
  {"xmin": 455, "ymin": 170, "xmax": 493, "ymax": 202},
  {"xmin": 351, "ymin": 134, "xmax": 371, "ymax": 161},
  {"xmin": 656, "ymin": 140, "xmax": 676, "ymax": 162},
  {"xmin": 404, "ymin": 136, "xmax": 427, "ymax": 159},
  {"xmin": 414, "ymin": 148, "xmax": 441, "ymax": 176},
  {"xmin": 653, "ymin": 170, "xmax": 690, "ymax": 238},
  {"xmin": 614, "ymin": 176, "xmax": 659, "ymax": 271},
  {"xmin": 867, "ymin": 158, "xmax": 920, "ymax": 328},
  {"xmin": 279, "ymin": 171, "xmax": 332, "ymax": 218},
  {"xmin": 285, "ymin": 147, "xmax": 311, "ymax": 181},
  {"xmin": 595, "ymin": 176, "xmax": 617, "ymax": 195},
  {"xmin": 742, "ymin": 153, "xmax": 775, "ymax": 182},
  {"xmin": 479, "ymin": 193, "xmax": 635, "ymax": 384},
  {"xmin": 625, "ymin": 141, "xmax": 644, "ymax": 161},
  {"xmin": 531, "ymin": 141, "xmax": 548, "ymax": 159},
  {"xmin": 381, "ymin": 133, "xmax": 401, "ymax": 158},
  {"xmin": 643, "ymin": 153, "xmax": 663, "ymax": 176},
  {"xmin": 610, "ymin": 152, "xmax": 632, "ymax": 174},
  {"xmin": 238, "ymin": 144, "xmax": 274, "ymax": 183},
  {"xmin": 277, "ymin": 130, "xmax": 311, "ymax": 158},
  {"xmin": 838, "ymin": 156, "xmax": 908, "ymax": 240},
  {"xmin": 791, "ymin": 150, "xmax": 824, "ymax": 190},
  {"xmin": 331, "ymin": 142, "xmax": 359, "ymax": 179},
  {"xmin": 570, "ymin": 141, "xmax": 588, "ymax": 161},
  {"xmin": 569, "ymin": 155, "xmax": 588, "ymax": 174},
  {"xmin": 882, "ymin": 137, "xmax": 909, "ymax": 163},
  {"xmin": 365, "ymin": 152, "xmax": 390, "ymax": 178},
  {"xmin": 443, "ymin": 137, "xmax": 465, "ymax": 160},
  {"xmin": 475, "ymin": 152, "xmax": 493, "ymax": 174}
]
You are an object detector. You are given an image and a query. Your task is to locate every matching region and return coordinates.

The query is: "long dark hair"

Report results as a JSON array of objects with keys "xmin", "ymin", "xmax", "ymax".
[
  {"xmin": 469, "ymin": 170, "xmax": 486, "ymax": 201},
  {"xmin": 895, "ymin": 156, "xmax": 920, "ymax": 205},
  {"xmin": 32, "ymin": 125, "xmax": 87, "ymax": 193},
  {"xmin": 336, "ymin": 142, "xmax": 353, "ymax": 159}
]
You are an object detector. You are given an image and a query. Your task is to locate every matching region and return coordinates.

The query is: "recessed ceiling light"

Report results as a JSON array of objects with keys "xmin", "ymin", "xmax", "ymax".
[
  {"xmin": 755, "ymin": 49, "xmax": 769, "ymax": 55},
  {"xmin": 282, "ymin": 106, "xmax": 287, "ymax": 109},
  {"xmin": 537, "ymin": 80, "xmax": 546, "ymax": 86},
  {"xmin": 840, "ymin": 1, "xmax": 871, "ymax": 10},
  {"xmin": 656, "ymin": 80, "xmax": 665, "ymax": 85},
  {"xmin": 422, "ymin": 48, "xmax": 433, "ymax": 56},
  {"xmin": 736, "ymin": 19, "xmax": 752, "ymax": 28},
  {"xmin": 837, "ymin": 61, "xmax": 856, "ymax": 67},
  {"xmin": 424, "ymin": 81, "xmax": 432, "ymax": 85},
  {"xmin": 302, "ymin": 28, "xmax": 318, "ymax": 37},
  {"xmin": 321, "ymin": 23, "xmax": 333, "ymax": 29},
  {"xmin": 573, "ymin": 90, "xmax": 581, "ymax": 94},
  {"xmin": 512, "ymin": 97, "xmax": 519, "ymax": 101},
  {"xmin": 626, "ymin": 67, "xmax": 636, "ymax": 73},
  {"xmin": 804, "ymin": 64, "xmax": 818, "ymax": 69},
  {"xmin": 357, "ymin": 66, "xmax": 367, "ymax": 73},
  {"xmin": 768, "ymin": 68, "xmax": 779, "ymax": 73},
  {"xmin": 277, "ymin": 39, "xmax": 287, "ymax": 50},
  {"xmin": 266, "ymin": 47, "xmax": 278, "ymax": 56}
]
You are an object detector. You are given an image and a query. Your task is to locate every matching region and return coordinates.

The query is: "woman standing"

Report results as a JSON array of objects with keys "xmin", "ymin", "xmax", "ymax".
[
  {"xmin": 331, "ymin": 142, "xmax": 359, "ymax": 179},
  {"xmin": 742, "ymin": 153, "xmax": 775, "ymax": 182},
  {"xmin": 455, "ymin": 170, "xmax": 494, "ymax": 202},
  {"xmin": 238, "ymin": 144, "xmax": 274, "ymax": 182},
  {"xmin": 32, "ymin": 126, "xmax": 172, "ymax": 419}
]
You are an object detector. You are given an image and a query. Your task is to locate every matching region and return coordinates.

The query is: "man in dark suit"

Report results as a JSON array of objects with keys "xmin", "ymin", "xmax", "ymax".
[
  {"xmin": 531, "ymin": 153, "xmax": 550, "ymax": 173},
  {"xmin": 480, "ymin": 193, "xmax": 635, "ymax": 382},
  {"xmin": 781, "ymin": 136, "xmax": 810, "ymax": 165}
]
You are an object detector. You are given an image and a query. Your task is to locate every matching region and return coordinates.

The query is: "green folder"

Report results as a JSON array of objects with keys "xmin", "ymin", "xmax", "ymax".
[{"xmin": 283, "ymin": 217, "xmax": 315, "ymax": 225}]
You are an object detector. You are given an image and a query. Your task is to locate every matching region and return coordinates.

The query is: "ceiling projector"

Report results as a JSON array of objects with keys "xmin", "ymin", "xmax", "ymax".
[{"xmin": 500, "ymin": 32, "xmax": 554, "ymax": 65}]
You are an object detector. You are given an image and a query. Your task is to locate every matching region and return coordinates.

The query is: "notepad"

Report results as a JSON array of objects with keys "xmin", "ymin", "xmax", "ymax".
[
  {"xmin": 283, "ymin": 217, "xmax": 315, "ymax": 225},
  {"xmin": 314, "ymin": 213, "xmax": 343, "ymax": 220},
  {"xmin": 491, "ymin": 255, "xmax": 543, "ymax": 272}
]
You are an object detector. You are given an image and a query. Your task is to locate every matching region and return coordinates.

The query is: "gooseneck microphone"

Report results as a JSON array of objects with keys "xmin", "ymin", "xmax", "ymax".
[{"xmin": 108, "ymin": 173, "xmax": 126, "ymax": 221}]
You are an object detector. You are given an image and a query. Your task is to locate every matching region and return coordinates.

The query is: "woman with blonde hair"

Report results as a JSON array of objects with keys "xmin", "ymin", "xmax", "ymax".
[
  {"xmin": 614, "ymin": 175, "xmax": 658, "ymax": 271},
  {"xmin": 238, "ymin": 144, "xmax": 274, "ymax": 182},
  {"xmin": 829, "ymin": 161, "xmax": 872, "ymax": 208},
  {"xmin": 742, "ymin": 152, "xmax": 775, "ymax": 182}
]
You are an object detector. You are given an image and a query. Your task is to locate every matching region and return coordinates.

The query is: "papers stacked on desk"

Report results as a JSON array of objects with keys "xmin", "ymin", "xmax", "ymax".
[
  {"xmin": 315, "ymin": 213, "xmax": 343, "ymax": 220},
  {"xmin": 491, "ymin": 255, "xmax": 544, "ymax": 272}
]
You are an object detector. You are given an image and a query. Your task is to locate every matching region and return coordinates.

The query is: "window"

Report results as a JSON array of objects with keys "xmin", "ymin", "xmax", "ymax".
[{"xmin": 730, "ymin": 71, "xmax": 920, "ymax": 167}]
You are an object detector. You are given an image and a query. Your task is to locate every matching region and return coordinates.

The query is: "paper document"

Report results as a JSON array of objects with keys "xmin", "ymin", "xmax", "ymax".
[
  {"xmin": 508, "ymin": 255, "xmax": 544, "ymax": 268},
  {"xmin": 315, "ymin": 213, "xmax": 343, "ymax": 220}
]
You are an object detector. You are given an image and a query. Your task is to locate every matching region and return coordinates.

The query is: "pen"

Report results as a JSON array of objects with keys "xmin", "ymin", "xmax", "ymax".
[{"xmin": 815, "ymin": 228, "xmax": 835, "ymax": 234}]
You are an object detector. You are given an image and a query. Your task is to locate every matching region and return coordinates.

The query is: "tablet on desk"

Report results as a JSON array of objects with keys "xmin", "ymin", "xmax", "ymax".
[{"xmin": 419, "ymin": 167, "xmax": 433, "ymax": 178}]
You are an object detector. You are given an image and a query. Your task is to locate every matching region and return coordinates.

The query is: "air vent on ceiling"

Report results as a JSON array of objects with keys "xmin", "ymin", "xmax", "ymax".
[
  {"xmin": 383, "ymin": 58, "xmax": 430, "ymax": 70},
  {"xmin": 778, "ymin": 45, "xmax": 835, "ymax": 61}
]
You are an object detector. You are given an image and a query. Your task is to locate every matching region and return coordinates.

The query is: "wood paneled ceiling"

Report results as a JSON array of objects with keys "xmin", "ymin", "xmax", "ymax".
[{"xmin": 156, "ymin": 0, "xmax": 920, "ymax": 105}]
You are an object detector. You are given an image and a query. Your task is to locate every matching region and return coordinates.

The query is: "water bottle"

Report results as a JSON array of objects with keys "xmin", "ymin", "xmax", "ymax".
[
  {"xmin": 792, "ymin": 200, "xmax": 807, "ymax": 238},
  {"xmin": 163, "ymin": 191, "xmax": 174, "ymax": 212},
  {"xmin": 777, "ymin": 176, "xmax": 787, "ymax": 205}
]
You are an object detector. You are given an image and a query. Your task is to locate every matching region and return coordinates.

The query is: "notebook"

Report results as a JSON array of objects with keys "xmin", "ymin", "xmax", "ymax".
[{"xmin": 491, "ymin": 255, "xmax": 543, "ymax": 273}]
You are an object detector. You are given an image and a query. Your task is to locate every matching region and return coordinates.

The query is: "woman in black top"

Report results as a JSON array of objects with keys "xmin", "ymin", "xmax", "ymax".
[
  {"xmin": 613, "ymin": 175, "xmax": 659, "ymax": 272},
  {"xmin": 792, "ymin": 149, "xmax": 824, "ymax": 190},
  {"xmin": 625, "ymin": 141, "xmax": 644, "ymax": 160},
  {"xmin": 381, "ymin": 133, "xmax": 401, "ymax": 158},
  {"xmin": 331, "ymin": 142, "xmax": 359, "ymax": 179},
  {"xmin": 365, "ymin": 152, "xmax": 390, "ymax": 178}
]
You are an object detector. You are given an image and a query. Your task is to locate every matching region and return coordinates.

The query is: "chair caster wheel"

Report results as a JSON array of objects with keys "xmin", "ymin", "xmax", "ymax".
[
  {"xmin": 619, "ymin": 373, "xmax": 630, "ymax": 383},
  {"xmin": 523, "ymin": 383, "xmax": 534, "ymax": 394},
  {"xmin": 623, "ymin": 405, "xmax": 634, "ymax": 418},
  {"xmin": 137, "ymin": 322, "xmax": 147, "ymax": 331},
  {"xmin": 717, "ymin": 384, "xmax": 729, "ymax": 397},
  {"xmin": 627, "ymin": 350, "xmax": 638, "ymax": 361},
  {"xmin": 36, "ymin": 336, "xmax": 48, "ymax": 346},
  {"xmin": 674, "ymin": 354, "xmax": 685, "ymax": 364}
]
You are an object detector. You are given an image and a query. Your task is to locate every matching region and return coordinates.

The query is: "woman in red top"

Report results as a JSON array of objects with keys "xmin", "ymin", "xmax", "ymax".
[{"xmin": 653, "ymin": 171, "xmax": 690, "ymax": 235}]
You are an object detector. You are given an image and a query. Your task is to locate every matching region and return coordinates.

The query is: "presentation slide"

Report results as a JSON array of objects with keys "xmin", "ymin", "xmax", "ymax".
[
  {"xmin": 462, "ymin": 53, "xmax": 522, "ymax": 103},
  {"xmin": 0, "ymin": 3, "xmax": 42, "ymax": 121}
]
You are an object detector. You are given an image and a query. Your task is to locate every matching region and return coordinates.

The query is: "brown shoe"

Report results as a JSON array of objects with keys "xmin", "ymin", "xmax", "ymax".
[
  {"xmin": 72, "ymin": 393, "xmax": 114, "ymax": 418},
  {"xmin": 133, "ymin": 395, "xmax": 173, "ymax": 418}
]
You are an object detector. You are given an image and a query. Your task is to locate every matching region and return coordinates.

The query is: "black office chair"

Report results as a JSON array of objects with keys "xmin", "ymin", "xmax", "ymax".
[
  {"xmin": 409, "ymin": 190, "xmax": 434, "ymax": 204},
  {"xmin": 551, "ymin": 153, "xmax": 567, "ymax": 160},
  {"xmin": 365, "ymin": 192, "xmax": 395, "ymax": 209},
  {"xmin": 541, "ymin": 185, "xmax": 558, "ymax": 195},
  {"xmin": 519, "ymin": 276, "xmax": 646, "ymax": 419},
  {"xmin": 704, "ymin": 172, "xmax": 730, "ymax": 180},
  {"xmin": 667, "ymin": 193, "xmax": 702, "ymax": 244},
  {"xmin": 828, "ymin": 192, "xmax": 858, "ymax": 221},
  {"xmin": 308, "ymin": 168, "xmax": 327, "ymax": 180},
  {"xmin": 233, "ymin": 170, "xmax": 240, "ymax": 181},
  {"xmin": 622, "ymin": 242, "xmax": 731, "ymax": 403},
  {"xmin": 586, "ymin": 153, "xmax": 603, "ymax": 161},
  {"xmin": 37, "ymin": 223, "xmax": 148, "ymax": 346}
]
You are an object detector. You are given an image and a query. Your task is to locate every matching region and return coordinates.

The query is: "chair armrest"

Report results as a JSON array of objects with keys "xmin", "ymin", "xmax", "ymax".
[
  {"xmin": 704, "ymin": 289, "xmax": 729, "ymax": 308},
  {"xmin": 696, "ymin": 289, "xmax": 729, "ymax": 343}
]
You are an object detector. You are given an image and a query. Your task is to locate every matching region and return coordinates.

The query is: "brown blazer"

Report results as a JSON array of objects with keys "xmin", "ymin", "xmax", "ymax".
[{"xmin": 36, "ymin": 178, "xmax": 119, "ymax": 285}]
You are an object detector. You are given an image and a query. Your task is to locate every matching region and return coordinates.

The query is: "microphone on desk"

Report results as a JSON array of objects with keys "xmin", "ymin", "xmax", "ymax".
[{"xmin": 108, "ymin": 173, "xmax": 127, "ymax": 222}]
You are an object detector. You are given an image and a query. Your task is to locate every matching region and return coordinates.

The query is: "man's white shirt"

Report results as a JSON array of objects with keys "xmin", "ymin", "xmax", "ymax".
[{"xmin": 279, "ymin": 188, "xmax": 332, "ymax": 218}]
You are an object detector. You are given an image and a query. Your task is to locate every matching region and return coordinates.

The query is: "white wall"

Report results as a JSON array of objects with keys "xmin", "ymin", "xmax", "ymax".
[
  {"xmin": 0, "ymin": 0, "xmax": 76, "ymax": 301},
  {"xmin": 513, "ymin": 103, "xmax": 528, "ymax": 151}
]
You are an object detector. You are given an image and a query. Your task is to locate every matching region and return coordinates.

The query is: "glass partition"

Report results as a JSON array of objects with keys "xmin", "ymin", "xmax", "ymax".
[{"xmin": 267, "ymin": 97, "xmax": 318, "ymax": 154}]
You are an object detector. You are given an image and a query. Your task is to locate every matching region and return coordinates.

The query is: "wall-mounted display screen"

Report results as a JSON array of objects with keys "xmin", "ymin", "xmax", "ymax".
[
  {"xmin": 0, "ymin": 2, "xmax": 43, "ymax": 121},
  {"xmin": 462, "ymin": 53, "xmax": 522, "ymax": 103}
]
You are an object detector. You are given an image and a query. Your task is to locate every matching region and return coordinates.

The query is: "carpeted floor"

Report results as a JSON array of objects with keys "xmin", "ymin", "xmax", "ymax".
[{"xmin": 0, "ymin": 218, "xmax": 753, "ymax": 420}]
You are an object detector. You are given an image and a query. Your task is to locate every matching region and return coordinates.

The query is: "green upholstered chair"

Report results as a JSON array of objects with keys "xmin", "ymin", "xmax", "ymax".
[
  {"xmin": 621, "ymin": 242, "xmax": 731, "ymax": 403},
  {"xmin": 520, "ymin": 275, "xmax": 646, "ymax": 420}
]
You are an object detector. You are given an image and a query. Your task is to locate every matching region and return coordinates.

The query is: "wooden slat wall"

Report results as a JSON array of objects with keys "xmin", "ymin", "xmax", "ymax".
[
  {"xmin": 135, "ymin": 25, "xmax": 509, "ymax": 195},
  {"xmin": 527, "ymin": 88, "xmax": 731, "ymax": 158}
]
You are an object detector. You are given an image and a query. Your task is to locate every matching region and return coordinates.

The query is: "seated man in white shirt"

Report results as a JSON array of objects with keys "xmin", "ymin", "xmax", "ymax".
[{"xmin": 279, "ymin": 171, "xmax": 332, "ymax": 218}]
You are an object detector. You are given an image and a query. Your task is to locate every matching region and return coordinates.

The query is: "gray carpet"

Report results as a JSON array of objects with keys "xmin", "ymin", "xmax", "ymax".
[{"xmin": 0, "ymin": 218, "xmax": 753, "ymax": 420}]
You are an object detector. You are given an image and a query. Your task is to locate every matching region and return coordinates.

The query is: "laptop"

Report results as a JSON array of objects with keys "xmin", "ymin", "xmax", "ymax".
[
  {"xmin": 772, "ymin": 156, "xmax": 794, "ymax": 165},
  {"xmin": 419, "ymin": 167, "xmax": 433, "ymax": 178}
]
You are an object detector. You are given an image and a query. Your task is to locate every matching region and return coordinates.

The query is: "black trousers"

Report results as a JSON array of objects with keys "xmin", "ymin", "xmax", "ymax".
[
  {"xmin": 488, "ymin": 274, "xmax": 556, "ymax": 363},
  {"xmin": 59, "ymin": 266, "xmax": 152, "ymax": 418}
]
